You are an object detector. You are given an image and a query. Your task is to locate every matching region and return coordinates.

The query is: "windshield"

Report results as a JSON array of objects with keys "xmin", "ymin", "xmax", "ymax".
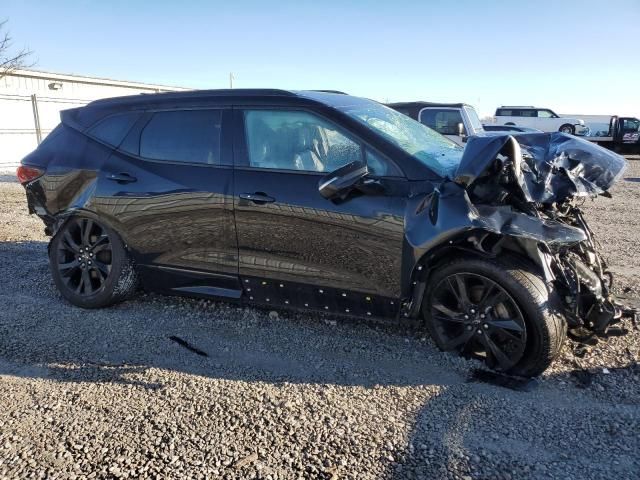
[
  {"xmin": 300, "ymin": 92, "xmax": 463, "ymax": 178},
  {"xmin": 464, "ymin": 106, "xmax": 483, "ymax": 134}
]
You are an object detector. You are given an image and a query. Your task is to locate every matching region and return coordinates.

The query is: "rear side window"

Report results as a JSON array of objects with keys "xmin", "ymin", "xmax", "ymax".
[
  {"xmin": 87, "ymin": 112, "xmax": 140, "ymax": 147},
  {"xmin": 496, "ymin": 109, "xmax": 512, "ymax": 116},
  {"xmin": 419, "ymin": 109, "xmax": 465, "ymax": 135},
  {"xmin": 140, "ymin": 110, "xmax": 222, "ymax": 165},
  {"xmin": 519, "ymin": 110, "xmax": 536, "ymax": 117}
]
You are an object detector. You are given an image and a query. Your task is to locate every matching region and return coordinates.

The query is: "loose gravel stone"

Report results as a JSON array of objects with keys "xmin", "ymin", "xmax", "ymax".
[{"xmin": 0, "ymin": 161, "xmax": 638, "ymax": 479}]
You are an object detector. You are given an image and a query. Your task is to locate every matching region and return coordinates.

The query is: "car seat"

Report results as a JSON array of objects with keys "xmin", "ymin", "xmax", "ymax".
[{"xmin": 293, "ymin": 125, "xmax": 325, "ymax": 172}]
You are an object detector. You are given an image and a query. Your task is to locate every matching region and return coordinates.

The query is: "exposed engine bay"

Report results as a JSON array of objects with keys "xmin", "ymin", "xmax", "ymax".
[{"xmin": 453, "ymin": 132, "xmax": 634, "ymax": 336}]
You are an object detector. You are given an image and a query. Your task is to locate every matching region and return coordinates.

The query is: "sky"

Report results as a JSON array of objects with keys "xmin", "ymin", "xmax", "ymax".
[{"xmin": 2, "ymin": 0, "xmax": 639, "ymax": 118}]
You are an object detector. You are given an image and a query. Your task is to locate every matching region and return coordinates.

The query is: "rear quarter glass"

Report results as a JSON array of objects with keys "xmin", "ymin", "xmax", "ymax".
[{"xmin": 87, "ymin": 112, "xmax": 141, "ymax": 148}]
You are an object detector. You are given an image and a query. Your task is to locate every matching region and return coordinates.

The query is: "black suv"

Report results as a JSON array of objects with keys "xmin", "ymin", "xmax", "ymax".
[{"xmin": 18, "ymin": 90, "xmax": 628, "ymax": 376}]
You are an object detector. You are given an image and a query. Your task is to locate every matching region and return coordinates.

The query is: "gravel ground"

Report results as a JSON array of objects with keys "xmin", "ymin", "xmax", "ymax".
[{"xmin": 0, "ymin": 160, "xmax": 639, "ymax": 479}]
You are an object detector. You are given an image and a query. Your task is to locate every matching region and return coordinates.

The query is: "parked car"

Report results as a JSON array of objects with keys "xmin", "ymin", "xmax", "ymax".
[
  {"xmin": 482, "ymin": 124, "xmax": 543, "ymax": 133},
  {"xmin": 18, "ymin": 90, "xmax": 629, "ymax": 377},
  {"xmin": 493, "ymin": 106, "xmax": 588, "ymax": 135},
  {"xmin": 386, "ymin": 102, "xmax": 484, "ymax": 146}
]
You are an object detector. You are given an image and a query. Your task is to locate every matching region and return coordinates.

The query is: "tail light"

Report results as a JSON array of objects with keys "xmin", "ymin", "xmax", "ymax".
[{"xmin": 16, "ymin": 165, "xmax": 44, "ymax": 184}]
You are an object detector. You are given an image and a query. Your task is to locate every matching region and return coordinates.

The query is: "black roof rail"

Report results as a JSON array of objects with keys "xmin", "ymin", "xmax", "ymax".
[{"xmin": 88, "ymin": 88, "xmax": 298, "ymax": 107}]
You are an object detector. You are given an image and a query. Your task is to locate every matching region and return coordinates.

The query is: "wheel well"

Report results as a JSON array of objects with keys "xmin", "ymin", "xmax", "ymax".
[
  {"xmin": 402, "ymin": 231, "xmax": 546, "ymax": 319},
  {"xmin": 48, "ymin": 210, "xmax": 132, "ymax": 256},
  {"xmin": 422, "ymin": 246, "xmax": 481, "ymax": 272}
]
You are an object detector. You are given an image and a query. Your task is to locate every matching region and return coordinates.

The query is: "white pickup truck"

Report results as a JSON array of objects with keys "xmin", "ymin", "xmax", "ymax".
[
  {"xmin": 493, "ymin": 106, "xmax": 588, "ymax": 135},
  {"xmin": 386, "ymin": 102, "xmax": 485, "ymax": 146}
]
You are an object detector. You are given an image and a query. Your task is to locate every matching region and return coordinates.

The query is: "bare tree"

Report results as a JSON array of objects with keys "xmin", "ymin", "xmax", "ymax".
[{"xmin": 0, "ymin": 20, "xmax": 33, "ymax": 79}]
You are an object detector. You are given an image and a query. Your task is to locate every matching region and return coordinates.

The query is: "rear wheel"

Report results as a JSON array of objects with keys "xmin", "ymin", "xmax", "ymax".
[
  {"xmin": 559, "ymin": 124, "xmax": 575, "ymax": 134},
  {"xmin": 423, "ymin": 257, "xmax": 565, "ymax": 377},
  {"xmin": 49, "ymin": 216, "xmax": 138, "ymax": 308}
]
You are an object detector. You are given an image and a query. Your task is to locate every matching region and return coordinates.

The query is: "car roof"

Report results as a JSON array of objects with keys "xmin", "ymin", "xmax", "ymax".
[
  {"xmin": 86, "ymin": 89, "xmax": 349, "ymax": 109},
  {"xmin": 61, "ymin": 89, "xmax": 451, "ymax": 182},
  {"xmin": 66, "ymin": 89, "xmax": 355, "ymax": 131}
]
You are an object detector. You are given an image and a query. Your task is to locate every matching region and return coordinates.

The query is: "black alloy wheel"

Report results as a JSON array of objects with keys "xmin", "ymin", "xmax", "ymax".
[
  {"xmin": 56, "ymin": 218, "xmax": 113, "ymax": 296},
  {"xmin": 428, "ymin": 272, "xmax": 527, "ymax": 371},
  {"xmin": 50, "ymin": 216, "xmax": 138, "ymax": 308}
]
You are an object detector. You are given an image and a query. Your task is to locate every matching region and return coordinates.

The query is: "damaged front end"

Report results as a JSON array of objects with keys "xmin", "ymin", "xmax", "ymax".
[{"xmin": 455, "ymin": 132, "xmax": 631, "ymax": 335}]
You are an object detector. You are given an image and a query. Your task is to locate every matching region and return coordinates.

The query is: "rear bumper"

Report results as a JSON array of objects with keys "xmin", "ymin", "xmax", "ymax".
[{"xmin": 23, "ymin": 180, "xmax": 55, "ymax": 235}]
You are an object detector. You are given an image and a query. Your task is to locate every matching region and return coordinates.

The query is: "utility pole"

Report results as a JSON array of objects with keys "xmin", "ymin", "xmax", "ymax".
[
  {"xmin": 229, "ymin": 72, "xmax": 234, "ymax": 89},
  {"xmin": 30, "ymin": 94, "xmax": 42, "ymax": 145}
]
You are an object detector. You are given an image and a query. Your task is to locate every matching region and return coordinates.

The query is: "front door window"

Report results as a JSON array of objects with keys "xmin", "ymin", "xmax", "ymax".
[{"xmin": 244, "ymin": 110, "xmax": 362, "ymax": 173}]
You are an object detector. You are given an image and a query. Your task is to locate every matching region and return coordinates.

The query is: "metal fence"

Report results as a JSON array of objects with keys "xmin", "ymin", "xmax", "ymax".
[{"xmin": 0, "ymin": 92, "xmax": 90, "ymax": 170}]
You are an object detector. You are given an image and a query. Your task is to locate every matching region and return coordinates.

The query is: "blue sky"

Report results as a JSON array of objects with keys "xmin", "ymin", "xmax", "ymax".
[{"xmin": 3, "ymin": 0, "xmax": 639, "ymax": 117}]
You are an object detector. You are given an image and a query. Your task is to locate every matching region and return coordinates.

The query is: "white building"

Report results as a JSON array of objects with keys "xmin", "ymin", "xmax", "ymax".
[{"xmin": 0, "ymin": 69, "xmax": 188, "ymax": 171}]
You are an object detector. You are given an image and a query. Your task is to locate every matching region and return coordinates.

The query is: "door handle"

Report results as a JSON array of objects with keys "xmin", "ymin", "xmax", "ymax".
[
  {"xmin": 107, "ymin": 172, "xmax": 137, "ymax": 184},
  {"xmin": 239, "ymin": 192, "xmax": 275, "ymax": 204}
]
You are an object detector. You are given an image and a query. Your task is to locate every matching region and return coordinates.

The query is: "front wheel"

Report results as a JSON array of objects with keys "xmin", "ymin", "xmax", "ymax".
[
  {"xmin": 423, "ymin": 257, "xmax": 566, "ymax": 377},
  {"xmin": 49, "ymin": 216, "xmax": 138, "ymax": 308},
  {"xmin": 559, "ymin": 124, "xmax": 575, "ymax": 134}
]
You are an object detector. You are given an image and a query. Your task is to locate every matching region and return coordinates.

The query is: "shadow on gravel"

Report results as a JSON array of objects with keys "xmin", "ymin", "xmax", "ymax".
[
  {"xmin": 384, "ymin": 359, "xmax": 640, "ymax": 480},
  {"xmin": 1, "ymin": 239, "xmax": 637, "ymax": 392},
  {"xmin": 0, "ymin": 239, "xmax": 463, "ymax": 391}
]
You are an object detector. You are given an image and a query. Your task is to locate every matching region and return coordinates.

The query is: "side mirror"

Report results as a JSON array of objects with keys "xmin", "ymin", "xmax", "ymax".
[
  {"xmin": 457, "ymin": 122, "xmax": 466, "ymax": 137},
  {"xmin": 318, "ymin": 160, "xmax": 369, "ymax": 200}
]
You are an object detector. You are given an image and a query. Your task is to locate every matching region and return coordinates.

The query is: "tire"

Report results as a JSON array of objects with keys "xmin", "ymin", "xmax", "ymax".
[
  {"xmin": 559, "ymin": 124, "xmax": 575, "ymax": 135},
  {"xmin": 49, "ymin": 216, "xmax": 138, "ymax": 308},
  {"xmin": 422, "ymin": 257, "xmax": 566, "ymax": 377},
  {"xmin": 505, "ymin": 122, "xmax": 516, "ymax": 126}
]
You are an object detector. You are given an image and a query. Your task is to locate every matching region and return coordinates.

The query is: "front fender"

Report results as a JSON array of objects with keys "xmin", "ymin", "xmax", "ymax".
[
  {"xmin": 400, "ymin": 181, "xmax": 585, "ymax": 313},
  {"xmin": 404, "ymin": 181, "xmax": 585, "ymax": 269}
]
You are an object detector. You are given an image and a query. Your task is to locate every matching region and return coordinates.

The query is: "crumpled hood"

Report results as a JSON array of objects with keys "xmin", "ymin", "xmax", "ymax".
[{"xmin": 454, "ymin": 132, "xmax": 627, "ymax": 203}]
